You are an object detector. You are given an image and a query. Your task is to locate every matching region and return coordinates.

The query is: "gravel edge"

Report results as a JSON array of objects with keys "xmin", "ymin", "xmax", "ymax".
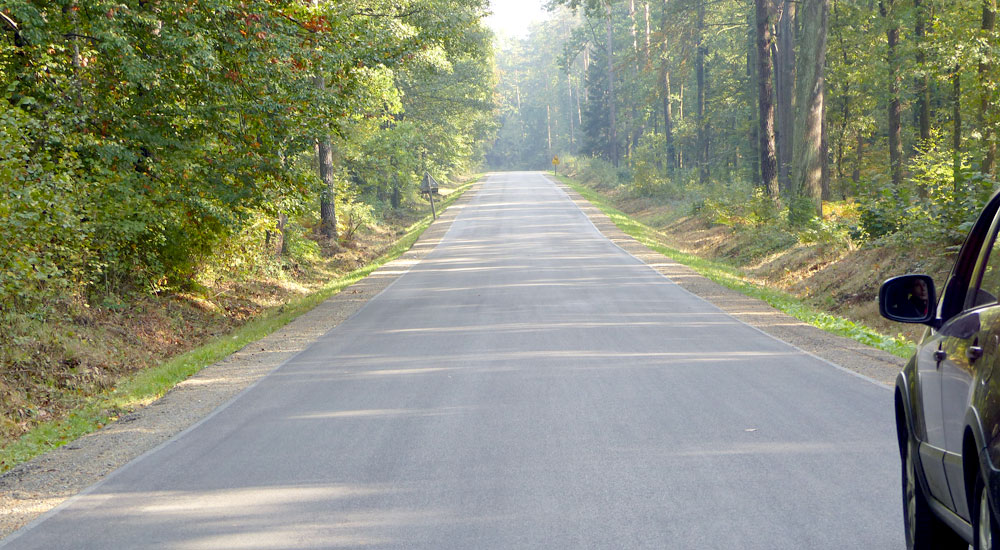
[
  {"xmin": 0, "ymin": 182, "xmax": 482, "ymax": 539},
  {"xmin": 550, "ymin": 175, "xmax": 904, "ymax": 388},
  {"xmin": 0, "ymin": 174, "xmax": 902, "ymax": 540}
]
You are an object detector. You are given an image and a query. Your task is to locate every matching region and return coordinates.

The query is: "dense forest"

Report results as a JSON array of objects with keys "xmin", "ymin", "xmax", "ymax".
[
  {"xmin": 0, "ymin": 1, "xmax": 497, "ymax": 451},
  {"xmin": 3, "ymin": 0, "xmax": 999, "ymax": 460},
  {"xmin": 488, "ymin": 0, "xmax": 1000, "ymax": 244},
  {"xmin": 1, "ymin": 0, "xmax": 496, "ymax": 320}
]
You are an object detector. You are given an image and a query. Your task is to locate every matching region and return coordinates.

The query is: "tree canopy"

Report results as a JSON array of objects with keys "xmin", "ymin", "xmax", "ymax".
[
  {"xmin": 488, "ymin": 0, "xmax": 1000, "ymax": 236},
  {"xmin": 1, "ymin": 0, "xmax": 497, "ymax": 315}
]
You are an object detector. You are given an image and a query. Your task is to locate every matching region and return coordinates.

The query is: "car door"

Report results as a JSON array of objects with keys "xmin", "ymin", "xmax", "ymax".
[
  {"xmin": 918, "ymin": 320, "xmax": 966, "ymax": 509},
  {"xmin": 940, "ymin": 219, "xmax": 1000, "ymax": 521},
  {"xmin": 912, "ymin": 196, "xmax": 1000, "ymax": 513}
]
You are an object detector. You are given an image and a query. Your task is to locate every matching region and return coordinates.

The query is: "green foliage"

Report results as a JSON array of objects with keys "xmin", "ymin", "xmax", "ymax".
[
  {"xmin": 786, "ymin": 196, "xmax": 820, "ymax": 228},
  {"xmin": 561, "ymin": 175, "xmax": 914, "ymax": 359},
  {"xmin": 338, "ymin": 190, "xmax": 377, "ymax": 241},
  {"xmin": 563, "ymin": 155, "xmax": 631, "ymax": 189},
  {"xmin": 1, "ymin": 0, "xmax": 496, "ymax": 322},
  {"xmin": 798, "ymin": 218, "xmax": 856, "ymax": 249},
  {"xmin": 488, "ymin": 0, "xmax": 1000, "ymax": 261},
  {"xmin": 856, "ymin": 185, "xmax": 905, "ymax": 241},
  {"xmin": 897, "ymin": 142, "xmax": 994, "ymax": 244},
  {"xmin": 631, "ymin": 136, "xmax": 680, "ymax": 199},
  {"xmin": 197, "ymin": 215, "xmax": 282, "ymax": 284},
  {"xmin": 284, "ymin": 224, "xmax": 322, "ymax": 263},
  {"xmin": 854, "ymin": 139, "xmax": 995, "ymax": 245},
  {"xmin": 701, "ymin": 186, "xmax": 781, "ymax": 229}
]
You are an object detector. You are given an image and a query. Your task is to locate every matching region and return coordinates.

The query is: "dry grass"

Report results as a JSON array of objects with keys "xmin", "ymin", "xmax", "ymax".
[
  {"xmin": 0, "ymin": 200, "xmax": 436, "ymax": 450},
  {"xmin": 598, "ymin": 193, "xmax": 956, "ymax": 346}
]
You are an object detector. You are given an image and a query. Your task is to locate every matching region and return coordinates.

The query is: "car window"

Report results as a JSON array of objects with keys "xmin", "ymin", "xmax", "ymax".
[
  {"xmin": 941, "ymin": 192, "xmax": 1000, "ymax": 321},
  {"xmin": 969, "ymin": 218, "xmax": 1000, "ymax": 308}
]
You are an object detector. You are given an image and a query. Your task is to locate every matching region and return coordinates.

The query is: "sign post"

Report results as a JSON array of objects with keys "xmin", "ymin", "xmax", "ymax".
[
  {"xmin": 552, "ymin": 155, "xmax": 560, "ymax": 175},
  {"xmin": 421, "ymin": 172, "xmax": 437, "ymax": 220}
]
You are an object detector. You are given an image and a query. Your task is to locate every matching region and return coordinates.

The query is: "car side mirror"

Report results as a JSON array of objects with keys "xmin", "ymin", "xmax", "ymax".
[{"xmin": 879, "ymin": 274, "xmax": 937, "ymax": 325}]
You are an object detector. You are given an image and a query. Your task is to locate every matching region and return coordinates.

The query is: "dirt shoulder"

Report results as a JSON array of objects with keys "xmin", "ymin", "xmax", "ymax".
[
  {"xmin": 0, "ymin": 181, "xmax": 482, "ymax": 539},
  {"xmin": 0, "ymin": 174, "xmax": 901, "ymax": 540},
  {"xmin": 550, "ymin": 177, "xmax": 904, "ymax": 386}
]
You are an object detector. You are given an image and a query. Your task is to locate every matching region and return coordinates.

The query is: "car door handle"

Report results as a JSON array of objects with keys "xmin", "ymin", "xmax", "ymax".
[
  {"xmin": 967, "ymin": 346, "xmax": 984, "ymax": 361},
  {"xmin": 934, "ymin": 349, "xmax": 947, "ymax": 362}
]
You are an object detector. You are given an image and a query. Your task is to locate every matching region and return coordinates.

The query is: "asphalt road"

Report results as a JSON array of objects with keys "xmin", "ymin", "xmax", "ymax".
[{"xmin": 1, "ymin": 172, "xmax": 902, "ymax": 549}]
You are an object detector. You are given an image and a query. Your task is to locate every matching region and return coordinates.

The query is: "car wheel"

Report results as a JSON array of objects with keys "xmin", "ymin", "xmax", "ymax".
[
  {"xmin": 903, "ymin": 437, "xmax": 967, "ymax": 549},
  {"xmin": 974, "ymin": 474, "xmax": 1000, "ymax": 550}
]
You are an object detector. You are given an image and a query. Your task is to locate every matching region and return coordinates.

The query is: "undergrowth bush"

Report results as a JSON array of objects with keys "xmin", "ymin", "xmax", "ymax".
[
  {"xmin": 562, "ymin": 155, "xmax": 632, "ymax": 189},
  {"xmin": 197, "ymin": 214, "xmax": 283, "ymax": 284},
  {"xmin": 701, "ymin": 186, "xmax": 780, "ymax": 228},
  {"xmin": 731, "ymin": 226, "xmax": 799, "ymax": 264},
  {"xmin": 857, "ymin": 139, "xmax": 994, "ymax": 246}
]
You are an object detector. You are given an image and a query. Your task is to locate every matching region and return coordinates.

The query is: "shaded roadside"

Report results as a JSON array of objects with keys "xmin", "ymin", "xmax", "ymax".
[{"xmin": 0, "ymin": 181, "xmax": 484, "ymax": 540}]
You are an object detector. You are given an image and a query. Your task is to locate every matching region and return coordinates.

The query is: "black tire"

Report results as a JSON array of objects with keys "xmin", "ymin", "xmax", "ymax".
[
  {"xmin": 974, "ymin": 474, "xmax": 1000, "ymax": 550},
  {"xmin": 902, "ymin": 437, "xmax": 967, "ymax": 549}
]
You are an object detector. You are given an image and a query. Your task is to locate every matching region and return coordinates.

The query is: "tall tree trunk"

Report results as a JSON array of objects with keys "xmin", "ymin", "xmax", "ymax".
[
  {"xmin": 629, "ymin": 0, "xmax": 640, "ymax": 70},
  {"xmin": 661, "ymin": 4, "xmax": 676, "ymax": 172},
  {"xmin": 879, "ymin": 0, "xmax": 902, "ymax": 187},
  {"xmin": 853, "ymin": 131, "xmax": 863, "ymax": 184},
  {"xmin": 954, "ymin": 66, "xmax": 964, "ymax": 185},
  {"xmin": 914, "ymin": 0, "xmax": 930, "ymax": 143},
  {"xmin": 696, "ymin": 0, "xmax": 708, "ymax": 184},
  {"xmin": 606, "ymin": 4, "xmax": 619, "ymax": 166},
  {"xmin": 792, "ymin": 0, "xmax": 829, "ymax": 217},
  {"xmin": 315, "ymin": 74, "xmax": 337, "ymax": 240},
  {"xmin": 547, "ymin": 103, "xmax": 553, "ymax": 156},
  {"xmin": 837, "ymin": 93, "xmax": 849, "ymax": 181},
  {"xmin": 748, "ymin": 17, "xmax": 761, "ymax": 186},
  {"xmin": 629, "ymin": 0, "xmax": 642, "ymax": 158},
  {"xmin": 980, "ymin": 0, "xmax": 997, "ymax": 175},
  {"xmin": 568, "ymin": 74, "xmax": 576, "ymax": 147},
  {"xmin": 776, "ymin": 0, "xmax": 796, "ymax": 195},
  {"xmin": 755, "ymin": 0, "xmax": 780, "ymax": 199},
  {"xmin": 821, "ymin": 112, "xmax": 831, "ymax": 199},
  {"xmin": 833, "ymin": 0, "xmax": 851, "ymax": 184},
  {"xmin": 644, "ymin": 1, "xmax": 651, "ymax": 67},
  {"xmin": 278, "ymin": 212, "xmax": 290, "ymax": 257}
]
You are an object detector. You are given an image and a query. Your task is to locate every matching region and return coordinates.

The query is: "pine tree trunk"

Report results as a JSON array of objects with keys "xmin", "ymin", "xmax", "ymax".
[
  {"xmin": 315, "ymin": 74, "xmax": 337, "ymax": 241},
  {"xmin": 547, "ymin": 103, "xmax": 552, "ymax": 156},
  {"xmin": 879, "ymin": 0, "xmax": 902, "ymax": 187},
  {"xmin": 776, "ymin": 0, "xmax": 796, "ymax": 196},
  {"xmin": 661, "ymin": 2, "xmax": 675, "ymax": 171},
  {"xmin": 568, "ymin": 74, "xmax": 576, "ymax": 147},
  {"xmin": 696, "ymin": 0, "xmax": 708, "ymax": 184},
  {"xmin": 853, "ymin": 131, "xmax": 863, "ymax": 184},
  {"xmin": 980, "ymin": 0, "xmax": 997, "ymax": 175},
  {"xmin": 954, "ymin": 66, "xmax": 964, "ymax": 185},
  {"xmin": 755, "ymin": 0, "xmax": 780, "ymax": 199},
  {"xmin": 792, "ymin": 0, "xmax": 828, "ymax": 217},
  {"xmin": 606, "ymin": 4, "xmax": 619, "ymax": 166},
  {"xmin": 748, "ymin": 18, "xmax": 761, "ymax": 186},
  {"xmin": 278, "ymin": 212, "xmax": 289, "ymax": 257},
  {"xmin": 915, "ymin": 0, "xmax": 931, "ymax": 143}
]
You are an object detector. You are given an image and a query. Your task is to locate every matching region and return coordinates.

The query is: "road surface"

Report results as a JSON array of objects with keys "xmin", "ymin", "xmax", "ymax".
[{"xmin": 1, "ymin": 172, "xmax": 901, "ymax": 549}]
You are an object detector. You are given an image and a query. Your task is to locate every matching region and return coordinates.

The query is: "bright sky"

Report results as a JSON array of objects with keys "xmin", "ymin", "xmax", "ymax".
[{"xmin": 486, "ymin": 0, "xmax": 550, "ymax": 39}]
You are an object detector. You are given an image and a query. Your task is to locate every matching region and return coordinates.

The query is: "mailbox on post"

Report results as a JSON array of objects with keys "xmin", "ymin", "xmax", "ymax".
[{"xmin": 420, "ymin": 172, "xmax": 439, "ymax": 195}]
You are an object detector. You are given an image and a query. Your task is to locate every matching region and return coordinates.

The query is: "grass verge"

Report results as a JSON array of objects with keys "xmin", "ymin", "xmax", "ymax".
[
  {"xmin": 0, "ymin": 181, "xmax": 476, "ymax": 472},
  {"xmin": 557, "ymin": 175, "xmax": 915, "ymax": 359}
]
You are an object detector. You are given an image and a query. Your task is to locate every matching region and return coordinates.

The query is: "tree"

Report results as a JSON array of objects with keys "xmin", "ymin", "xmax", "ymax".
[
  {"xmin": 791, "ymin": 0, "xmax": 829, "ymax": 218},
  {"xmin": 879, "ymin": 0, "xmax": 903, "ymax": 187},
  {"xmin": 755, "ymin": 0, "xmax": 779, "ymax": 199}
]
